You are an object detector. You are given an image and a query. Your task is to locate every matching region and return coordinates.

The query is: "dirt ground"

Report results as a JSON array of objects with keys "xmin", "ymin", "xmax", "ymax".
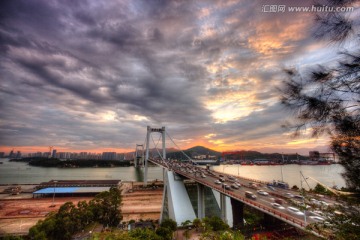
[
  {"xmin": 0, "ymin": 196, "xmax": 94, "ymax": 235},
  {"xmin": 0, "ymin": 182, "xmax": 163, "ymax": 236},
  {"xmin": 120, "ymin": 182, "xmax": 163, "ymax": 222}
]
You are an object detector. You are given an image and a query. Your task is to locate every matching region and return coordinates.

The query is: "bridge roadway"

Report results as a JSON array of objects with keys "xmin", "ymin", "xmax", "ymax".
[{"xmin": 149, "ymin": 158, "xmax": 326, "ymax": 230}]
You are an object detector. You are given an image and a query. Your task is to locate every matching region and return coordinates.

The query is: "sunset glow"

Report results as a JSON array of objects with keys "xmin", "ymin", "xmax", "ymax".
[{"xmin": 1, "ymin": 0, "xmax": 358, "ymax": 155}]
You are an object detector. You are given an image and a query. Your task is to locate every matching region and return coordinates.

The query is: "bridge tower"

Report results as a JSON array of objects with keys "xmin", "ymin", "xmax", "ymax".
[
  {"xmin": 144, "ymin": 126, "xmax": 166, "ymax": 186},
  {"xmin": 134, "ymin": 144, "xmax": 144, "ymax": 168}
]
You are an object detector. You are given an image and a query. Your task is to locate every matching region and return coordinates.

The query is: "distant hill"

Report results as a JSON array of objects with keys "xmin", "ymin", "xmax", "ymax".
[
  {"xmin": 166, "ymin": 146, "xmax": 221, "ymax": 160},
  {"xmin": 186, "ymin": 146, "xmax": 222, "ymax": 156},
  {"xmin": 166, "ymin": 146, "xmax": 307, "ymax": 161},
  {"xmin": 125, "ymin": 145, "xmax": 307, "ymax": 161}
]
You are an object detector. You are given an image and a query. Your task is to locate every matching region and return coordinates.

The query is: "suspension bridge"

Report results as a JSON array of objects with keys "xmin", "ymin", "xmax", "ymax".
[{"xmin": 133, "ymin": 126, "xmax": 331, "ymax": 236}]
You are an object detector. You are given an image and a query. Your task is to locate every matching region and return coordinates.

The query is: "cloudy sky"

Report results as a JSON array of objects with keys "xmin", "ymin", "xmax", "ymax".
[{"xmin": 0, "ymin": 0, "xmax": 359, "ymax": 155}]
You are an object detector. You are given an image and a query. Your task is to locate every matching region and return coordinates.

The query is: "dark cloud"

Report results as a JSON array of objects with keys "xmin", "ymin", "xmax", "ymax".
[{"xmin": 0, "ymin": 0, "xmax": 344, "ymax": 153}]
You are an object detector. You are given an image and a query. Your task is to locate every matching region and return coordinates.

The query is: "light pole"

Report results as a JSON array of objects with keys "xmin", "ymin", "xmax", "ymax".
[
  {"xmin": 52, "ymin": 180, "xmax": 57, "ymax": 206},
  {"xmin": 300, "ymin": 172, "xmax": 307, "ymax": 225}
]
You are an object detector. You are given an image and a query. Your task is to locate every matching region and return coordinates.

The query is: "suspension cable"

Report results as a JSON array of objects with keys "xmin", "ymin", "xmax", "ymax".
[
  {"xmin": 165, "ymin": 130, "xmax": 193, "ymax": 162},
  {"xmin": 151, "ymin": 133, "xmax": 169, "ymax": 168},
  {"xmin": 151, "ymin": 133, "xmax": 161, "ymax": 158}
]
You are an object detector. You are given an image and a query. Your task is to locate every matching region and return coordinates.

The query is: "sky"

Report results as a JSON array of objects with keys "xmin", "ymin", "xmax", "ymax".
[{"xmin": 0, "ymin": 0, "xmax": 359, "ymax": 155}]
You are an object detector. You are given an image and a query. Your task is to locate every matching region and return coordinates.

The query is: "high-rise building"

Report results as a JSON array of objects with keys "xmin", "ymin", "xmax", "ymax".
[
  {"xmin": 79, "ymin": 152, "xmax": 88, "ymax": 159},
  {"xmin": 9, "ymin": 150, "xmax": 15, "ymax": 158},
  {"xmin": 0, "ymin": 152, "xmax": 5, "ymax": 158},
  {"xmin": 52, "ymin": 149, "xmax": 57, "ymax": 158},
  {"xmin": 15, "ymin": 151, "xmax": 21, "ymax": 159},
  {"xmin": 35, "ymin": 152, "xmax": 42, "ymax": 157},
  {"xmin": 102, "ymin": 152, "xmax": 117, "ymax": 160},
  {"xmin": 58, "ymin": 152, "xmax": 71, "ymax": 159}
]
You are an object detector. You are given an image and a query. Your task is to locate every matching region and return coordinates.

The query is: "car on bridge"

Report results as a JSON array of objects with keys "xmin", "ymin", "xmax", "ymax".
[
  {"xmin": 257, "ymin": 190, "xmax": 269, "ymax": 196},
  {"xmin": 267, "ymin": 185, "xmax": 276, "ymax": 191},
  {"xmin": 222, "ymin": 183, "xmax": 232, "ymax": 190},
  {"xmin": 287, "ymin": 207, "xmax": 304, "ymax": 216},
  {"xmin": 248, "ymin": 182, "xmax": 260, "ymax": 189},
  {"xmin": 285, "ymin": 193, "xmax": 295, "ymax": 198},
  {"xmin": 309, "ymin": 215, "xmax": 325, "ymax": 221},
  {"xmin": 294, "ymin": 195, "xmax": 304, "ymax": 200},
  {"xmin": 245, "ymin": 191, "xmax": 257, "ymax": 200},
  {"xmin": 271, "ymin": 203, "xmax": 285, "ymax": 210},
  {"xmin": 214, "ymin": 180, "xmax": 222, "ymax": 185},
  {"xmin": 227, "ymin": 176, "xmax": 236, "ymax": 182},
  {"xmin": 234, "ymin": 182, "xmax": 241, "ymax": 188}
]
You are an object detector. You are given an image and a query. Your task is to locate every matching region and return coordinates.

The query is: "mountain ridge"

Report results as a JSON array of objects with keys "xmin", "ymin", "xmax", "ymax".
[{"xmin": 164, "ymin": 146, "xmax": 307, "ymax": 161}]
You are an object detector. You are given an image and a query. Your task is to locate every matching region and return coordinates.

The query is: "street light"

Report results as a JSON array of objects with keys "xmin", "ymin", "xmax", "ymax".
[
  {"xmin": 300, "ymin": 172, "xmax": 307, "ymax": 224},
  {"xmin": 52, "ymin": 180, "xmax": 57, "ymax": 206}
]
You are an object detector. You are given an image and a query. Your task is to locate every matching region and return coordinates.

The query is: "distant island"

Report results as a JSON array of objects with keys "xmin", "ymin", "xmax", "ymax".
[{"xmin": 10, "ymin": 157, "xmax": 131, "ymax": 168}]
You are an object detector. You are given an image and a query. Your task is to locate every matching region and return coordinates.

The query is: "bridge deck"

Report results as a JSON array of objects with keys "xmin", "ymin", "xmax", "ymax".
[{"xmin": 149, "ymin": 158, "xmax": 329, "ymax": 237}]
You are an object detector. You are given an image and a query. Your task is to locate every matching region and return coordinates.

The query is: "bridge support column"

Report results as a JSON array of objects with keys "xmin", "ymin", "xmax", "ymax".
[
  {"xmin": 160, "ymin": 170, "xmax": 196, "ymax": 225},
  {"xmin": 220, "ymin": 193, "xmax": 227, "ymax": 223},
  {"xmin": 197, "ymin": 183, "xmax": 205, "ymax": 219},
  {"xmin": 212, "ymin": 189, "xmax": 233, "ymax": 227},
  {"xmin": 144, "ymin": 127, "xmax": 151, "ymax": 186},
  {"xmin": 231, "ymin": 198, "xmax": 244, "ymax": 228}
]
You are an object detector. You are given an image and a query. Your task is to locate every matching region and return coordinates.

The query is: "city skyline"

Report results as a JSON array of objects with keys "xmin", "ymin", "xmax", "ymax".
[{"xmin": 1, "ymin": 1, "xmax": 359, "ymax": 155}]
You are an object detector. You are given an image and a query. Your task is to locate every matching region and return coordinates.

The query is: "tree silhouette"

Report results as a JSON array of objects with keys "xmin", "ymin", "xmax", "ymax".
[{"xmin": 280, "ymin": 0, "xmax": 360, "ymax": 191}]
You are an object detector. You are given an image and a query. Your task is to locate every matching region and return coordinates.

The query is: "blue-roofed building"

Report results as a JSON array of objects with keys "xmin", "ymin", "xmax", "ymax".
[{"xmin": 33, "ymin": 180, "xmax": 121, "ymax": 198}]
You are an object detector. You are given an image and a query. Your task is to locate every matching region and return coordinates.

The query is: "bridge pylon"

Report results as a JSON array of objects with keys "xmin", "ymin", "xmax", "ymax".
[
  {"xmin": 144, "ymin": 126, "xmax": 166, "ymax": 186},
  {"xmin": 134, "ymin": 144, "xmax": 144, "ymax": 168}
]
